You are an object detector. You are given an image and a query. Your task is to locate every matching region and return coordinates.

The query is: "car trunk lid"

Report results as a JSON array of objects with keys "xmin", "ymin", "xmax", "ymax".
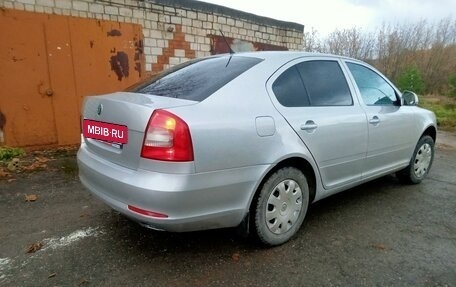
[{"xmin": 82, "ymin": 92, "xmax": 197, "ymax": 170}]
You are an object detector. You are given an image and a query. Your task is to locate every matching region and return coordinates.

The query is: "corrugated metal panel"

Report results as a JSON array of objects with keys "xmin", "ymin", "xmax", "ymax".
[
  {"xmin": 0, "ymin": 11, "xmax": 57, "ymax": 146},
  {"xmin": 0, "ymin": 9, "xmax": 144, "ymax": 146}
]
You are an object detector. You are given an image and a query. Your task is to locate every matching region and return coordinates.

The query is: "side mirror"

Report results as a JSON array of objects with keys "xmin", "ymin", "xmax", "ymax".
[{"xmin": 402, "ymin": 91, "xmax": 419, "ymax": 106}]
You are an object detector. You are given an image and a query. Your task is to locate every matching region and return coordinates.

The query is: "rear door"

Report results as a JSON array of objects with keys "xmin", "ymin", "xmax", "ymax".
[{"xmin": 267, "ymin": 57, "xmax": 368, "ymax": 189}]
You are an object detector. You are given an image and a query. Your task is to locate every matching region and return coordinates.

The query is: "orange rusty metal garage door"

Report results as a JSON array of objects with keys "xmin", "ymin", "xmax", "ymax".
[{"xmin": 0, "ymin": 9, "xmax": 144, "ymax": 147}]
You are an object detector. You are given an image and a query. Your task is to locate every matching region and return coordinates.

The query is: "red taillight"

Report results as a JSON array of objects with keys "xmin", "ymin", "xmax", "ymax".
[
  {"xmin": 141, "ymin": 110, "xmax": 194, "ymax": 161},
  {"xmin": 128, "ymin": 205, "xmax": 168, "ymax": 218}
]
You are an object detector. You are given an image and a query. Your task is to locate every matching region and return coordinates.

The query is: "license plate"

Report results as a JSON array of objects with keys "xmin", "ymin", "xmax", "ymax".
[{"xmin": 83, "ymin": 119, "xmax": 128, "ymax": 144}]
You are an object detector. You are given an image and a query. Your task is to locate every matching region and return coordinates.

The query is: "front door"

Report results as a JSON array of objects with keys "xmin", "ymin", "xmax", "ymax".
[{"xmin": 345, "ymin": 62, "xmax": 416, "ymax": 179}]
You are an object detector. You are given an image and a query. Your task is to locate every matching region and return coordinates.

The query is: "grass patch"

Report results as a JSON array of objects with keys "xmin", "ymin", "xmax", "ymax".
[
  {"xmin": 419, "ymin": 95, "xmax": 456, "ymax": 131},
  {"xmin": 0, "ymin": 146, "xmax": 25, "ymax": 161}
]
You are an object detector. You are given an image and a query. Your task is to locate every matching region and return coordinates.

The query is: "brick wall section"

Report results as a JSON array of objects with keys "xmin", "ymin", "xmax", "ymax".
[{"xmin": 1, "ymin": 0, "xmax": 304, "ymax": 74}]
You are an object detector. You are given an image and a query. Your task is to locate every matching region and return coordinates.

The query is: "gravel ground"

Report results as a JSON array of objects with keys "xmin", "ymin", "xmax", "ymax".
[{"xmin": 0, "ymin": 132, "xmax": 455, "ymax": 287}]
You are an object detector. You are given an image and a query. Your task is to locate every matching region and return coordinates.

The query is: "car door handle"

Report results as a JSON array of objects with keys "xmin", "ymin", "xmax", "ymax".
[
  {"xmin": 300, "ymin": 120, "xmax": 318, "ymax": 131},
  {"xmin": 369, "ymin": 116, "xmax": 380, "ymax": 125}
]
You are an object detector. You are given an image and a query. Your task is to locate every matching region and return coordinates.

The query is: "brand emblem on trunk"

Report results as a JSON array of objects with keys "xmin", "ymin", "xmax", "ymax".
[{"xmin": 97, "ymin": 104, "xmax": 103, "ymax": 116}]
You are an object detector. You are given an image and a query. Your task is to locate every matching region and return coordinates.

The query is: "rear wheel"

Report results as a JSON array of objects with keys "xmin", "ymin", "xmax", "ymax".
[
  {"xmin": 396, "ymin": 135, "xmax": 434, "ymax": 184},
  {"xmin": 253, "ymin": 167, "xmax": 309, "ymax": 246}
]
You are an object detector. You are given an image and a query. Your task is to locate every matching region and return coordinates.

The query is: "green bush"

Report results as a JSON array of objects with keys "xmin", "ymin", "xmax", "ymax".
[
  {"xmin": 397, "ymin": 66, "xmax": 425, "ymax": 94},
  {"xmin": 420, "ymin": 96, "xmax": 456, "ymax": 130},
  {"xmin": 0, "ymin": 146, "xmax": 25, "ymax": 161},
  {"xmin": 448, "ymin": 74, "xmax": 456, "ymax": 97}
]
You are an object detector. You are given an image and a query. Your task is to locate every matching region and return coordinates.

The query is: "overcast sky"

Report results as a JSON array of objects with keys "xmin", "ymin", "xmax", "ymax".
[{"xmin": 200, "ymin": 0, "xmax": 455, "ymax": 36}]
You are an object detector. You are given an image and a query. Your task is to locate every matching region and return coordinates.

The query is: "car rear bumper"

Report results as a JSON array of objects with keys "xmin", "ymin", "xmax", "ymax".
[{"xmin": 77, "ymin": 143, "xmax": 269, "ymax": 232}]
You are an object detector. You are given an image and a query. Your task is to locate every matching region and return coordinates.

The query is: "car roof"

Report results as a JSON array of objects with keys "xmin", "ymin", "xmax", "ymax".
[{"xmin": 220, "ymin": 51, "xmax": 362, "ymax": 64}]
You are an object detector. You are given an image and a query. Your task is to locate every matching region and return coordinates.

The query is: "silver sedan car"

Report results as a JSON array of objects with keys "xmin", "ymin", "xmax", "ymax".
[{"xmin": 77, "ymin": 52, "xmax": 436, "ymax": 246}]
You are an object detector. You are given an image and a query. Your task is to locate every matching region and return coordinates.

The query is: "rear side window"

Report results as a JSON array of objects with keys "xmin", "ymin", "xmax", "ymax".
[
  {"xmin": 272, "ymin": 66, "xmax": 310, "ymax": 107},
  {"xmin": 130, "ymin": 56, "xmax": 263, "ymax": 102},
  {"xmin": 272, "ymin": 60, "xmax": 353, "ymax": 107},
  {"xmin": 297, "ymin": 61, "xmax": 352, "ymax": 106}
]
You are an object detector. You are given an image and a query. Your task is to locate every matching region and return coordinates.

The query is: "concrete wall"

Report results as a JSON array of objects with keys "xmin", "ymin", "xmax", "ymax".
[{"xmin": 1, "ymin": 0, "xmax": 304, "ymax": 75}]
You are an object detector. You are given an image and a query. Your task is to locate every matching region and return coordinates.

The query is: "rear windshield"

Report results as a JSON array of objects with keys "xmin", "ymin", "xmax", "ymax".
[{"xmin": 128, "ymin": 56, "xmax": 263, "ymax": 102}]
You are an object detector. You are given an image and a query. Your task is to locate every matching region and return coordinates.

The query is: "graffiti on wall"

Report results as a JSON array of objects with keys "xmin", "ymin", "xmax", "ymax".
[{"xmin": 152, "ymin": 24, "xmax": 197, "ymax": 73}]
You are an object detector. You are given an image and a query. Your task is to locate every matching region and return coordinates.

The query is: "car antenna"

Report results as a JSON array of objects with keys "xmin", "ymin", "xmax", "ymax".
[{"xmin": 219, "ymin": 29, "xmax": 235, "ymax": 54}]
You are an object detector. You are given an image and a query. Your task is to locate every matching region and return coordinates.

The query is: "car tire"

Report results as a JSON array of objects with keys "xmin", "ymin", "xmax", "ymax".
[
  {"xmin": 396, "ymin": 135, "xmax": 434, "ymax": 184},
  {"xmin": 252, "ymin": 167, "xmax": 309, "ymax": 246}
]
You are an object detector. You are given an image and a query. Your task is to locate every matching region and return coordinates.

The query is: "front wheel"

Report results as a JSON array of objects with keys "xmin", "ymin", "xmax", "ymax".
[
  {"xmin": 396, "ymin": 135, "xmax": 434, "ymax": 184},
  {"xmin": 252, "ymin": 167, "xmax": 309, "ymax": 246}
]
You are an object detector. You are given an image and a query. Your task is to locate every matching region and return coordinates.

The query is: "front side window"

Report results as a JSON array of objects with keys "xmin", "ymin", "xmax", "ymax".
[{"xmin": 347, "ymin": 62, "xmax": 399, "ymax": 106}]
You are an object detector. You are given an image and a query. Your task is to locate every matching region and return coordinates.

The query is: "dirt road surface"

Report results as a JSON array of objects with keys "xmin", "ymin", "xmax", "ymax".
[{"xmin": 1, "ymin": 132, "xmax": 455, "ymax": 286}]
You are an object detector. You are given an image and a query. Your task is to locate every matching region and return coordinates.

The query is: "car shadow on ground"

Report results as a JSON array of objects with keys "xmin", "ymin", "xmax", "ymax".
[{"xmin": 100, "ymin": 173, "xmax": 406, "ymax": 256}]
